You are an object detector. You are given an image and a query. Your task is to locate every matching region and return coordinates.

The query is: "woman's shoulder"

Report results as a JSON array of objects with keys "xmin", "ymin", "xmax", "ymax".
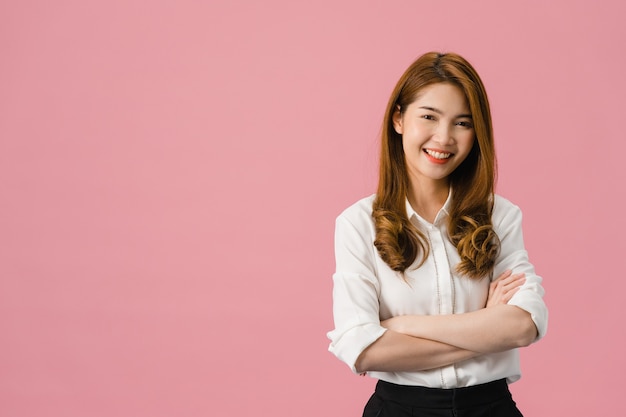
[
  {"xmin": 492, "ymin": 194, "xmax": 523, "ymax": 226},
  {"xmin": 336, "ymin": 194, "xmax": 377, "ymax": 225},
  {"xmin": 493, "ymin": 194, "xmax": 519, "ymax": 210}
]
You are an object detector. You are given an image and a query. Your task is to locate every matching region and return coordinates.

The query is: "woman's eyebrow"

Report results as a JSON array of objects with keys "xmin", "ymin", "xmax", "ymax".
[
  {"xmin": 419, "ymin": 106, "xmax": 472, "ymax": 119},
  {"xmin": 419, "ymin": 106, "xmax": 442, "ymax": 114}
]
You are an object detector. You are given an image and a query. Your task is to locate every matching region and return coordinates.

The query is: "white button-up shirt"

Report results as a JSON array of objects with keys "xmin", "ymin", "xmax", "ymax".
[{"xmin": 327, "ymin": 193, "xmax": 548, "ymax": 387}]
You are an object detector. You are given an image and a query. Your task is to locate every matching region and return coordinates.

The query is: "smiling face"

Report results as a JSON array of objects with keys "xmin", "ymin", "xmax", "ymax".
[{"xmin": 392, "ymin": 82, "xmax": 475, "ymax": 192}]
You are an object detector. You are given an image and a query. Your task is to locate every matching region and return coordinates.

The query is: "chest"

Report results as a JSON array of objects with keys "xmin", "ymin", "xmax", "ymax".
[{"xmin": 375, "ymin": 227, "xmax": 490, "ymax": 319}]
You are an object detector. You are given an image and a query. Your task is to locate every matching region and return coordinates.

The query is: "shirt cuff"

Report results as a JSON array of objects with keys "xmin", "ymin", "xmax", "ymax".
[
  {"xmin": 327, "ymin": 323, "xmax": 387, "ymax": 373},
  {"xmin": 508, "ymin": 293, "xmax": 548, "ymax": 341}
]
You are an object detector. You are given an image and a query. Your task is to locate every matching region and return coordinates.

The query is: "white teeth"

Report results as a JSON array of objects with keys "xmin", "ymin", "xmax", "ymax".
[{"xmin": 425, "ymin": 149, "xmax": 451, "ymax": 159}]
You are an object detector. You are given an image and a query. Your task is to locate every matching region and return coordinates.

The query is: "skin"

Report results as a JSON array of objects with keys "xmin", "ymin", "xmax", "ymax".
[
  {"xmin": 393, "ymin": 82, "xmax": 475, "ymax": 223},
  {"xmin": 355, "ymin": 271, "xmax": 535, "ymax": 373},
  {"xmin": 381, "ymin": 271, "xmax": 533, "ymax": 353},
  {"xmin": 354, "ymin": 83, "xmax": 538, "ymax": 373}
]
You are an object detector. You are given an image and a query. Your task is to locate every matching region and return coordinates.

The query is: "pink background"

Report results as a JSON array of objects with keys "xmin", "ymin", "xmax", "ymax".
[{"xmin": 1, "ymin": 1, "xmax": 624, "ymax": 416}]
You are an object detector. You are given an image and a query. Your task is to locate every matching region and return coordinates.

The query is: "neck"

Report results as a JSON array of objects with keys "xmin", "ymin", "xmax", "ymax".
[{"xmin": 407, "ymin": 179, "xmax": 449, "ymax": 223}]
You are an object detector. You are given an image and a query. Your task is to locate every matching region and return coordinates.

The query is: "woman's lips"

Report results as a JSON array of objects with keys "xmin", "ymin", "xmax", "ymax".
[{"xmin": 423, "ymin": 148, "xmax": 453, "ymax": 164}]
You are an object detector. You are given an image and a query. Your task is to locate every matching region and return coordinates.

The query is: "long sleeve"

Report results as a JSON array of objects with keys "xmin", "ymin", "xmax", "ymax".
[
  {"xmin": 327, "ymin": 211, "xmax": 387, "ymax": 373},
  {"xmin": 327, "ymin": 194, "xmax": 547, "ymax": 386},
  {"xmin": 493, "ymin": 196, "xmax": 548, "ymax": 341}
]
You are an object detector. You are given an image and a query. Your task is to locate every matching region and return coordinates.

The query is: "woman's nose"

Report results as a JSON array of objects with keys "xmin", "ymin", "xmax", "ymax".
[{"xmin": 433, "ymin": 123, "xmax": 454, "ymax": 145}]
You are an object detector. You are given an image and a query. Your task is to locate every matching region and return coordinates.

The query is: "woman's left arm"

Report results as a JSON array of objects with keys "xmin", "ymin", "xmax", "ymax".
[
  {"xmin": 382, "ymin": 199, "xmax": 548, "ymax": 353},
  {"xmin": 382, "ymin": 305, "xmax": 537, "ymax": 353},
  {"xmin": 382, "ymin": 270, "xmax": 537, "ymax": 352}
]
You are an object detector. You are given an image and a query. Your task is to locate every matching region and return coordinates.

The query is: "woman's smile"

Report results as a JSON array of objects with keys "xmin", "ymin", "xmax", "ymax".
[
  {"xmin": 423, "ymin": 148, "xmax": 453, "ymax": 164},
  {"xmin": 393, "ymin": 82, "xmax": 475, "ymax": 187}
]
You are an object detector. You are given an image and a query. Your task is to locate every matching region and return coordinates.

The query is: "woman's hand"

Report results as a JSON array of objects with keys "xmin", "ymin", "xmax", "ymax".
[
  {"xmin": 380, "ymin": 315, "xmax": 410, "ymax": 333},
  {"xmin": 486, "ymin": 270, "xmax": 525, "ymax": 308},
  {"xmin": 382, "ymin": 270, "xmax": 525, "ymax": 331}
]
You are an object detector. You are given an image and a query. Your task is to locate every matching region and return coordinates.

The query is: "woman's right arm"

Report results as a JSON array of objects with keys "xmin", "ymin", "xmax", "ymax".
[
  {"xmin": 356, "ymin": 270, "xmax": 526, "ymax": 372},
  {"xmin": 378, "ymin": 271, "xmax": 532, "ymax": 354},
  {"xmin": 354, "ymin": 331, "xmax": 479, "ymax": 373},
  {"xmin": 328, "ymin": 211, "xmax": 479, "ymax": 374}
]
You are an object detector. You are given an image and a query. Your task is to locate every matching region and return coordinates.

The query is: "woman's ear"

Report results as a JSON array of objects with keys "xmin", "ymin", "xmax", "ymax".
[{"xmin": 392, "ymin": 105, "xmax": 403, "ymax": 134}]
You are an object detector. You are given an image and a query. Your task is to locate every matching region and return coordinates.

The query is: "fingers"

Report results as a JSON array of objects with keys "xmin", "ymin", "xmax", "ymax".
[
  {"xmin": 501, "ymin": 281, "xmax": 522, "ymax": 303},
  {"xmin": 491, "ymin": 271, "xmax": 524, "ymax": 288},
  {"xmin": 499, "ymin": 274, "xmax": 524, "ymax": 297},
  {"xmin": 493, "ymin": 269, "xmax": 513, "ymax": 282},
  {"xmin": 487, "ymin": 272, "xmax": 526, "ymax": 307},
  {"xmin": 502, "ymin": 274, "xmax": 524, "ymax": 290}
]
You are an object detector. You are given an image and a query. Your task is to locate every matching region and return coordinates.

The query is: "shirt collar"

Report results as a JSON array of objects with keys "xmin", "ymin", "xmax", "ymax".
[{"xmin": 405, "ymin": 188, "xmax": 453, "ymax": 226}]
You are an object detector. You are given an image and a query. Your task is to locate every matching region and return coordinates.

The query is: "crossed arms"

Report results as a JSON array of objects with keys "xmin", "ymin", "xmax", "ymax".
[{"xmin": 354, "ymin": 271, "xmax": 538, "ymax": 373}]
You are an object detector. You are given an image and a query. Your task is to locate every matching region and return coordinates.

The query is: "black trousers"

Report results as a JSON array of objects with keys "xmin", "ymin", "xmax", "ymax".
[{"xmin": 363, "ymin": 379, "xmax": 523, "ymax": 417}]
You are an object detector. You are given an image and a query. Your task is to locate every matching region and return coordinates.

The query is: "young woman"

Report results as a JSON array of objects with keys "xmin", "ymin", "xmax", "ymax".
[{"xmin": 327, "ymin": 52, "xmax": 548, "ymax": 417}]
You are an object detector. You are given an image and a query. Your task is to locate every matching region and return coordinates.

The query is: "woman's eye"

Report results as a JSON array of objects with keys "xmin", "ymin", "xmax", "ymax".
[
  {"xmin": 422, "ymin": 114, "xmax": 435, "ymax": 120},
  {"xmin": 456, "ymin": 121, "xmax": 473, "ymax": 128}
]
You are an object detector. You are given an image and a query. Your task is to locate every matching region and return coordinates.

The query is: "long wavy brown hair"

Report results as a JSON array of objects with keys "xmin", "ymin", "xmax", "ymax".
[{"xmin": 373, "ymin": 52, "xmax": 499, "ymax": 279}]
